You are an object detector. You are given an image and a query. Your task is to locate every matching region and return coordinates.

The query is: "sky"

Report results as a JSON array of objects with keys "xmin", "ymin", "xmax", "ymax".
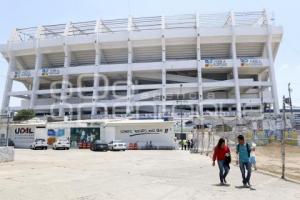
[{"xmin": 0, "ymin": 0, "xmax": 299, "ymax": 108}]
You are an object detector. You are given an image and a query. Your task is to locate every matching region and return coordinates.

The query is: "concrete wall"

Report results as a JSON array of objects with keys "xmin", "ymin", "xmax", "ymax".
[
  {"xmin": 0, "ymin": 147, "xmax": 14, "ymax": 162},
  {"xmin": 102, "ymin": 127, "xmax": 115, "ymax": 143},
  {"xmin": 1, "ymin": 120, "xmax": 176, "ymax": 149}
]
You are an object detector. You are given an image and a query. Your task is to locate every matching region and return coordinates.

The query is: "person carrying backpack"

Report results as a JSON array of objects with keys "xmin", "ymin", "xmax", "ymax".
[
  {"xmin": 236, "ymin": 135, "xmax": 252, "ymax": 187},
  {"xmin": 212, "ymin": 138, "xmax": 231, "ymax": 185}
]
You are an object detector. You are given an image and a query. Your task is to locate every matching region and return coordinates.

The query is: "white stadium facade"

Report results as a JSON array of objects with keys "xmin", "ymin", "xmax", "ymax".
[{"xmin": 0, "ymin": 11, "xmax": 283, "ymax": 120}]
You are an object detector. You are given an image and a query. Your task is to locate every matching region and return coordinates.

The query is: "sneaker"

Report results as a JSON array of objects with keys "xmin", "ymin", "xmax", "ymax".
[
  {"xmin": 223, "ymin": 179, "xmax": 227, "ymax": 184},
  {"xmin": 247, "ymin": 182, "xmax": 251, "ymax": 187}
]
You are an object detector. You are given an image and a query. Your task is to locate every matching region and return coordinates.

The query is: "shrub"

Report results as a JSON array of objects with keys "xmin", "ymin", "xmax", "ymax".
[{"xmin": 13, "ymin": 109, "xmax": 35, "ymax": 121}]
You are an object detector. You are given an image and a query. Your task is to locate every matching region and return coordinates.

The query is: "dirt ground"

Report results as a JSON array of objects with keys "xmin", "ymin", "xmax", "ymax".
[
  {"xmin": 255, "ymin": 143, "xmax": 300, "ymax": 181},
  {"xmin": 228, "ymin": 143, "xmax": 300, "ymax": 182}
]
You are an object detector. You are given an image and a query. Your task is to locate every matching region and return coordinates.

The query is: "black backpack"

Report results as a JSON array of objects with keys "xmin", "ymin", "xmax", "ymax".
[
  {"xmin": 224, "ymin": 153, "xmax": 231, "ymax": 164},
  {"xmin": 237, "ymin": 143, "xmax": 251, "ymax": 158}
]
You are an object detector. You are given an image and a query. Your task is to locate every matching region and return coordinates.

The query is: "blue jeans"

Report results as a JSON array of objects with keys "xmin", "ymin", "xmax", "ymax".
[
  {"xmin": 239, "ymin": 161, "xmax": 252, "ymax": 184},
  {"xmin": 218, "ymin": 160, "xmax": 230, "ymax": 183},
  {"xmin": 264, "ymin": 130, "xmax": 270, "ymax": 139}
]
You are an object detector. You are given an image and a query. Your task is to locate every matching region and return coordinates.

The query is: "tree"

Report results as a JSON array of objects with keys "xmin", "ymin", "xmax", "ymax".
[{"xmin": 13, "ymin": 109, "xmax": 35, "ymax": 121}]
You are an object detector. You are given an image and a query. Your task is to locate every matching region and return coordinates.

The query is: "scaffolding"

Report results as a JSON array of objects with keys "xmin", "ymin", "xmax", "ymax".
[{"xmin": 190, "ymin": 113, "xmax": 292, "ymax": 155}]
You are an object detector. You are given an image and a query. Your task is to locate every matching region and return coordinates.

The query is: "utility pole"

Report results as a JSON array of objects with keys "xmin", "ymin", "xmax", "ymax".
[
  {"xmin": 281, "ymin": 96, "xmax": 286, "ymax": 179},
  {"xmin": 6, "ymin": 114, "xmax": 9, "ymax": 146},
  {"xmin": 288, "ymin": 83, "xmax": 293, "ymax": 126}
]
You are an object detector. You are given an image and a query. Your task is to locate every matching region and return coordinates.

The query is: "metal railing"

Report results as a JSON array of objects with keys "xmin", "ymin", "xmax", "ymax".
[
  {"xmin": 132, "ymin": 16, "xmax": 161, "ymax": 31},
  {"xmin": 40, "ymin": 23, "xmax": 66, "ymax": 39},
  {"xmin": 10, "ymin": 11, "xmax": 269, "ymax": 42},
  {"xmin": 15, "ymin": 27, "xmax": 37, "ymax": 42},
  {"xmin": 85, "ymin": 111, "xmax": 237, "ymax": 120},
  {"xmin": 69, "ymin": 21, "xmax": 97, "ymax": 36}
]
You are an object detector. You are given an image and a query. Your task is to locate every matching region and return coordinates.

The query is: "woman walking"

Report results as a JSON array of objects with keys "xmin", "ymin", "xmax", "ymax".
[{"xmin": 212, "ymin": 138, "xmax": 231, "ymax": 185}]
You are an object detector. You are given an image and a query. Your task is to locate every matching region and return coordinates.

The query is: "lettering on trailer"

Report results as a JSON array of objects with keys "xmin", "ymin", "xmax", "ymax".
[
  {"xmin": 14, "ymin": 127, "xmax": 35, "ymax": 147},
  {"xmin": 40, "ymin": 68, "xmax": 61, "ymax": 76},
  {"xmin": 120, "ymin": 128, "xmax": 169, "ymax": 137},
  {"xmin": 14, "ymin": 71, "xmax": 32, "ymax": 78},
  {"xmin": 240, "ymin": 58, "xmax": 263, "ymax": 67},
  {"xmin": 204, "ymin": 59, "xmax": 229, "ymax": 68},
  {"xmin": 15, "ymin": 127, "xmax": 34, "ymax": 134}
]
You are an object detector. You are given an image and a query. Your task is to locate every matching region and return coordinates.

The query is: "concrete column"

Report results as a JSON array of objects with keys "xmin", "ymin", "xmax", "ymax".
[
  {"xmin": 91, "ymin": 74, "xmax": 100, "ymax": 117},
  {"xmin": 126, "ymin": 16, "xmax": 133, "ymax": 115},
  {"xmin": 258, "ymin": 73, "xmax": 264, "ymax": 113},
  {"xmin": 266, "ymin": 26, "xmax": 279, "ymax": 114},
  {"xmin": 95, "ymin": 45, "xmax": 101, "ymax": 66},
  {"xmin": 161, "ymin": 15, "xmax": 166, "ymax": 116},
  {"xmin": 104, "ymin": 106, "xmax": 108, "ymax": 117},
  {"xmin": 30, "ymin": 50, "xmax": 43, "ymax": 108},
  {"xmin": 91, "ymin": 43, "xmax": 101, "ymax": 118},
  {"xmin": 59, "ymin": 45, "xmax": 70, "ymax": 117},
  {"xmin": 126, "ymin": 65, "xmax": 132, "ymax": 115},
  {"xmin": 230, "ymin": 11, "xmax": 242, "ymax": 118},
  {"xmin": 77, "ymin": 108, "xmax": 82, "ymax": 120},
  {"xmin": 1, "ymin": 52, "xmax": 16, "ymax": 113},
  {"xmin": 196, "ymin": 13, "xmax": 203, "ymax": 116}
]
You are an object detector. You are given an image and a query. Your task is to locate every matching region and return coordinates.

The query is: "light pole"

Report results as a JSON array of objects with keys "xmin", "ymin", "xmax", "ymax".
[
  {"xmin": 281, "ymin": 96, "xmax": 286, "ymax": 179},
  {"xmin": 180, "ymin": 84, "xmax": 183, "ymax": 140}
]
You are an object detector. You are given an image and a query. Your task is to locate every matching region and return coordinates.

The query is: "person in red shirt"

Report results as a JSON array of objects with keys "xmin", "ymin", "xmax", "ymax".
[{"xmin": 212, "ymin": 138, "xmax": 231, "ymax": 185}]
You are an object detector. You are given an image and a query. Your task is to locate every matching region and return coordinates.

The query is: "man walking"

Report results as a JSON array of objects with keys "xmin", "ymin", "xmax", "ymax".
[
  {"xmin": 187, "ymin": 140, "xmax": 191, "ymax": 150},
  {"xmin": 236, "ymin": 135, "xmax": 252, "ymax": 187},
  {"xmin": 183, "ymin": 139, "xmax": 187, "ymax": 150}
]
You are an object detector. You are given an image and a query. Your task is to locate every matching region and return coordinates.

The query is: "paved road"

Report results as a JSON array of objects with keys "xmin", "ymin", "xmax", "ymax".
[{"xmin": 0, "ymin": 149, "xmax": 299, "ymax": 200}]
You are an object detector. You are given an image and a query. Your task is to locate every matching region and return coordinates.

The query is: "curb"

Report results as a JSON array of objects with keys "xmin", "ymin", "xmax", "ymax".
[{"xmin": 254, "ymin": 169, "xmax": 300, "ymax": 185}]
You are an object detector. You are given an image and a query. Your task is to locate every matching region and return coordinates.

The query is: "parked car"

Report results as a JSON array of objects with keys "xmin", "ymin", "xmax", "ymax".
[
  {"xmin": 90, "ymin": 140, "xmax": 109, "ymax": 151},
  {"xmin": 8, "ymin": 139, "xmax": 15, "ymax": 147},
  {"xmin": 108, "ymin": 140, "xmax": 127, "ymax": 151},
  {"xmin": 31, "ymin": 138, "xmax": 48, "ymax": 150},
  {"xmin": 52, "ymin": 138, "xmax": 70, "ymax": 150}
]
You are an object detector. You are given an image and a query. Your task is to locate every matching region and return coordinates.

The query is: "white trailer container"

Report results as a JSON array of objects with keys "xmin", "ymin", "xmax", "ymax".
[{"xmin": 103, "ymin": 120, "xmax": 176, "ymax": 149}]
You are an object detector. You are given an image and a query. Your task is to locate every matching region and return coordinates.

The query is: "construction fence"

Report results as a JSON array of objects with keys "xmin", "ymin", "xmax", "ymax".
[{"xmin": 191, "ymin": 116, "xmax": 300, "ymax": 182}]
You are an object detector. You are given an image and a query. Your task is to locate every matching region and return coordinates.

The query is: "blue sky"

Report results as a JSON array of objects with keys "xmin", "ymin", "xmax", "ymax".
[{"xmin": 0, "ymin": 0, "xmax": 299, "ymax": 108}]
